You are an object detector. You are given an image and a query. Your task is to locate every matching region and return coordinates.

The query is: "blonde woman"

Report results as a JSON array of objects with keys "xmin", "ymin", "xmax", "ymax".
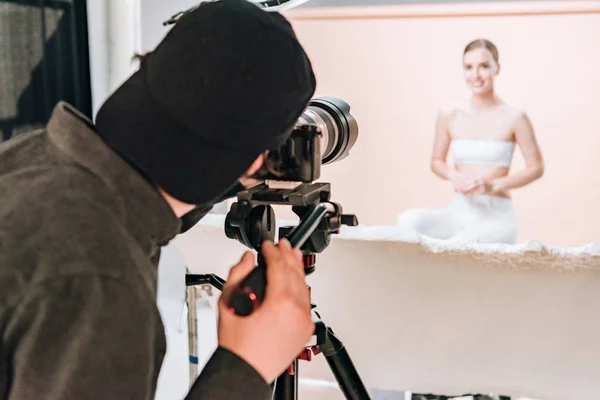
[{"xmin": 395, "ymin": 39, "xmax": 544, "ymax": 244}]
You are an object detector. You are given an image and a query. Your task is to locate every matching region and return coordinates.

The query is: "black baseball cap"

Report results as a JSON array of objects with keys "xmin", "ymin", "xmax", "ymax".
[{"xmin": 94, "ymin": 0, "xmax": 316, "ymax": 204}]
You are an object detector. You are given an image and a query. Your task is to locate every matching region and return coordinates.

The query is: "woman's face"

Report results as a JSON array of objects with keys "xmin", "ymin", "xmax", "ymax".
[{"xmin": 463, "ymin": 47, "xmax": 499, "ymax": 95}]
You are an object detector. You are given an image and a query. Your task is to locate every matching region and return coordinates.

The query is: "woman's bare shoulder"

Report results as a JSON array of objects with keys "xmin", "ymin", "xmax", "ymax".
[
  {"xmin": 501, "ymin": 102, "xmax": 527, "ymax": 117},
  {"xmin": 497, "ymin": 102, "xmax": 535, "ymax": 138}
]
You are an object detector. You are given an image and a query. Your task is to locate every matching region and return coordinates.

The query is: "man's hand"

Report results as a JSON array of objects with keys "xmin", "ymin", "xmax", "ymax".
[{"xmin": 217, "ymin": 239, "xmax": 313, "ymax": 384}]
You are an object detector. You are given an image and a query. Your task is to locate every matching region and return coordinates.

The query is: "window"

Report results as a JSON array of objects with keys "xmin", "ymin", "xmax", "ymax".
[{"xmin": 0, "ymin": 0, "xmax": 92, "ymax": 142}]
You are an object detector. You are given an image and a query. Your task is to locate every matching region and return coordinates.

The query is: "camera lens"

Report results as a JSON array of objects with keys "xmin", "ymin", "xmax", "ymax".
[{"xmin": 297, "ymin": 97, "xmax": 358, "ymax": 165}]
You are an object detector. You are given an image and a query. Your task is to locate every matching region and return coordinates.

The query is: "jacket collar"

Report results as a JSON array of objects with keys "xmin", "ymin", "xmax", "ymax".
[{"xmin": 46, "ymin": 101, "xmax": 181, "ymax": 250}]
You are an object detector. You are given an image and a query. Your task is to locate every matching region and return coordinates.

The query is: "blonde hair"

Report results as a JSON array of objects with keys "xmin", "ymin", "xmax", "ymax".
[{"xmin": 463, "ymin": 39, "xmax": 499, "ymax": 64}]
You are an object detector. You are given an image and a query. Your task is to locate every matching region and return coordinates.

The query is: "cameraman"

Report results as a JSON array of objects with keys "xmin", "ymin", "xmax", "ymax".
[{"xmin": 0, "ymin": 0, "xmax": 316, "ymax": 399}]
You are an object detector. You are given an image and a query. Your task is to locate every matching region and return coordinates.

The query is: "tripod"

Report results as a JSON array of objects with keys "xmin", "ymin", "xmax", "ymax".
[{"xmin": 185, "ymin": 182, "xmax": 372, "ymax": 400}]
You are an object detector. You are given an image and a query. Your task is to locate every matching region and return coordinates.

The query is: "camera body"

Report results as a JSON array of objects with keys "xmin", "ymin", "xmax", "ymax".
[
  {"xmin": 251, "ymin": 123, "xmax": 322, "ymax": 183},
  {"xmin": 250, "ymin": 96, "xmax": 358, "ymax": 185}
]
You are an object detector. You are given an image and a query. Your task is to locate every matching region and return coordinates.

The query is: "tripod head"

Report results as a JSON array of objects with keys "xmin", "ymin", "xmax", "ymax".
[
  {"xmin": 222, "ymin": 181, "xmax": 358, "ymax": 315},
  {"xmin": 186, "ymin": 182, "xmax": 370, "ymax": 400},
  {"xmin": 224, "ymin": 182, "xmax": 358, "ymax": 275}
]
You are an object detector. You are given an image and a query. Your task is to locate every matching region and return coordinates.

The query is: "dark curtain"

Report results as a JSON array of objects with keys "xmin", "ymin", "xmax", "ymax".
[{"xmin": 0, "ymin": 0, "xmax": 92, "ymax": 142}]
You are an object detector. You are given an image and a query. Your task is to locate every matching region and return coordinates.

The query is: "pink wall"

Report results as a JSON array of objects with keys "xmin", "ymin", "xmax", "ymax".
[{"xmin": 283, "ymin": 1, "xmax": 600, "ymax": 247}]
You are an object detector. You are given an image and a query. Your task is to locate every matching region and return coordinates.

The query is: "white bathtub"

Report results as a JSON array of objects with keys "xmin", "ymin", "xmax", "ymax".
[{"xmin": 160, "ymin": 214, "xmax": 600, "ymax": 400}]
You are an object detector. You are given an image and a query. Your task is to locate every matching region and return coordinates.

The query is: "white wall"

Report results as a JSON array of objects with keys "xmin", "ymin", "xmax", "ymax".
[
  {"xmin": 86, "ymin": 0, "xmax": 143, "ymax": 118},
  {"xmin": 140, "ymin": 0, "xmax": 200, "ymax": 52},
  {"xmin": 154, "ymin": 245, "xmax": 191, "ymax": 400}
]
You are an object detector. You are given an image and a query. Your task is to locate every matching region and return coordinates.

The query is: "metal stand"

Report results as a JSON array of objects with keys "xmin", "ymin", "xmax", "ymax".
[
  {"xmin": 185, "ymin": 182, "xmax": 370, "ymax": 399},
  {"xmin": 186, "ymin": 283, "xmax": 199, "ymax": 385},
  {"xmin": 185, "ymin": 268, "xmax": 371, "ymax": 400}
]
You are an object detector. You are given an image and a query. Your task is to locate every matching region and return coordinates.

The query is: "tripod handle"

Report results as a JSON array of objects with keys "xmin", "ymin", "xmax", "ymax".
[
  {"xmin": 226, "ymin": 203, "xmax": 333, "ymax": 316},
  {"xmin": 227, "ymin": 255, "xmax": 267, "ymax": 316}
]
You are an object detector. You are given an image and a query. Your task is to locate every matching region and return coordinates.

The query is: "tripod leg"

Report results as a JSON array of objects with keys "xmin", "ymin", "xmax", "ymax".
[
  {"xmin": 315, "ymin": 321, "xmax": 371, "ymax": 400},
  {"xmin": 273, "ymin": 359, "xmax": 298, "ymax": 400}
]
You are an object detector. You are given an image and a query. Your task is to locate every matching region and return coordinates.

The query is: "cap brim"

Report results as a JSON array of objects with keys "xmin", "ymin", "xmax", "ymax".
[{"xmin": 95, "ymin": 68, "xmax": 262, "ymax": 205}]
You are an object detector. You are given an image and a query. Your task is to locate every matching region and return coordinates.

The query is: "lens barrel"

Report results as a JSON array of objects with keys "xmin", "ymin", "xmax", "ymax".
[{"xmin": 297, "ymin": 97, "xmax": 358, "ymax": 165}]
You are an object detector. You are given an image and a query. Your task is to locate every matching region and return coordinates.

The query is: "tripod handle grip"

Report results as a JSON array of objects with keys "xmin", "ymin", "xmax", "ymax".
[
  {"xmin": 227, "ymin": 254, "xmax": 267, "ymax": 316},
  {"xmin": 226, "ymin": 203, "xmax": 332, "ymax": 316}
]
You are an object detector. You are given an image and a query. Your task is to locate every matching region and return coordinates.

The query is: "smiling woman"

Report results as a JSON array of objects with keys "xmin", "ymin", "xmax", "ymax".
[{"xmin": 394, "ymin": 38, "xmax": 544, "ymax": 245}]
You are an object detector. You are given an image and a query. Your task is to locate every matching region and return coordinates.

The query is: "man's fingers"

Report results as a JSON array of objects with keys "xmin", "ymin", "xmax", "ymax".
[
  {"xmin": 294, "ymin": 249, "xmax": 302, "ymax": 263},
  {"xmin": 223, "ymin": 251, "xmax": 255, "ymax": 290},
  {"xmin": 261, "ymin": 239, "xmax": 305, "ymax": 290},
  {"xmin": 279, "ymin": 239, "xmax": 302, "ymax": 260},
  {"xmin": 277, "ymin": 239, "xmax": 304, "ymax": 270},
  {"xmin": 219, "ymin": 251, "xmax": 256, "ymax": 309},
  {"xmin": 261, "ymin": 240, "xmax": 287, "ymax": 284},
  {"xmin": 260, "ymin": 240, "xmax": 280, "ymax": 263}
]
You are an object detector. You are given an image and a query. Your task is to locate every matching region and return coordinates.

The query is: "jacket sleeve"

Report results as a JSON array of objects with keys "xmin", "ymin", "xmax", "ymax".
[
  {"xmin": 186, "ymin": 347, "xmax": 273, "ymax": 400},
  {"xmin": 4, "ymin": 274, "xmax": 273, "ymax": 400}
]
